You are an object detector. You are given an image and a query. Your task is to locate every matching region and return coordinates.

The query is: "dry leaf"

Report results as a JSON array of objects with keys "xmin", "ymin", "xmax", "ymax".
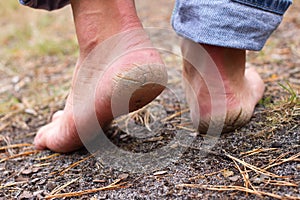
[{"xmin": 222, "ymin": 169, "xmax": 234, "ymax": 178}]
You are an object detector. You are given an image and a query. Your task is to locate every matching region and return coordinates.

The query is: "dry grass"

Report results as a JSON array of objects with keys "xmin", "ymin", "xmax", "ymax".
[
  {"xmin": 0, "ymin": 0, "xmax": 299, "ymax": 199},
  {"xmin": 0, "ymin": 0, "xmax": 77, "ymax": 120},
  {"xmin": 178, "ymin": 151, "xmax": 300, "ymax": 199},
  {"xmin": 45, "ymin": 178, "xmax": 129, "ymax": 199}
]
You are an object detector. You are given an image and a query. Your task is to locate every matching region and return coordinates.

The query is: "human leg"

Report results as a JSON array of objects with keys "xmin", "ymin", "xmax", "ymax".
[
  {"xmin": 182, "ymin": 41, "xmax": 265, "ymax": 132},
  {"xmin": 33, "ymin": 0, "xmax": 167, "ymax": 152},
  {"xmin": 172, "ymin": 0, "xmax": 292, "ymax": 132}
]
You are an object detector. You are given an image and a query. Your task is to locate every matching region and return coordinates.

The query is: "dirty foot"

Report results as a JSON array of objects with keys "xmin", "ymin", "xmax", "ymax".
[
  {"xmin": 34, "ymin": 0, "xmax": 167, "ymax": 152},
  {"xmin": 182, "ymin": 41, "xmax": 265, "ymax": 133}
]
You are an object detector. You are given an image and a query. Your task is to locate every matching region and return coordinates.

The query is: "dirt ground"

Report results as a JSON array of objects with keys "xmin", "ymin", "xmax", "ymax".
[{"xmin": 0, "ymin": 0, "xmax": 299, "ymax": 199}]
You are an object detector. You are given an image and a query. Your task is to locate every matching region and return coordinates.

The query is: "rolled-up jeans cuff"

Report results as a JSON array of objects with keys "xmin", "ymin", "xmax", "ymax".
[
  {"xmin": 171, "ymin": 0, "xmax": 292, "ymax": 51},
  {"xmin": 19, "ymin": 0, "xmax": 70, "ymax": 11}
]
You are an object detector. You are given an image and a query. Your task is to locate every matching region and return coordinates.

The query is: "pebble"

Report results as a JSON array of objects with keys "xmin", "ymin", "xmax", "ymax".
[
  {"xmin": 25, "ymin": 108, "xmax": 38, "ymax": 116},
  {"xmin": 22, "ymin": 169, "xmax": 34, "ymax": 175},
  {"xmin": 118, "ymin": 173, "xmax": 129, "ymax": 180},
  {"xmin": 154, "ymin": 171, "xmax": 168, "ymax": 176},
  {"xmin": 228, "ymin": 175, "xmax": 240, "ymax": 182},
  {"xmin": 222, "ymin": 169, "xmax": 234, "ymax": 178},
  {"xmin": 15, "ymin": 176, "xmax": 29, "ymax": 182},
  {"xmin": 20, "ymin": 167, "xmax": 40, "ymax": 175},
  {"xmin": 11, "ymin": 76, "xmax": 20, "ymax": 84},
  {"xmin": 19, "ymin": 191, "xmax": 33, "ymax": 199},
  {"xmin": 33, "ymin": 190, "xmax": 44, "ymax": 196}
]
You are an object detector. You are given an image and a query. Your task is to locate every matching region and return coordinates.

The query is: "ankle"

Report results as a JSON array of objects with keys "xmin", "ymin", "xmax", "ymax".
[
  {"xmin": 71, "ymin": 0, "xmax": 143, "ymax": 59},
  {"xmin": 201, "ymin": 44, "xmax": 246, "ymax": 86}
]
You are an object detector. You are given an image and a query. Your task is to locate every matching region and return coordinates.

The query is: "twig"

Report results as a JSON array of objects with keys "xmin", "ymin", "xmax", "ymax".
[
  {"xmin": 225, "ymin": 153, "xmax": 282, "ymax": 178},
  {"xmin": 175, "ymin": 125, "xmax": 196, "ymax": 132},
  {"xmin": 45, "ymin": 179, "xmax": 128, "ymax": 199},
  {"xmin": 33, "ymin": 163, "xmax": 51, "ymax": 167},
  {"xmin": 263, "ymin": 152, "xmax": 300, "ymax": 170},
  {"xmin": 176, "ymin": 184, "xmax": 300, "ymax": 200},
  {"xmin": 263, "ymin": 179, "xmax": 298, "ymax": 187},
  {"xmin": 0, "ymin": 150, "xmax": 40, "ymax": 163},
  {"xmin": 161, "ymin": 108, "xmax": 189, "ymax": 122},
  {"xmin": 263, "ymin": 152, "xmax": 291, "ymax": 169},
  {"xmin": 36, "ymin": 153, "xmax": 60, "ymax": 161},
  {"xmin": 232, "ymin": 159, "xmax": 256, "ymax": 195},
  {"xmin": 0, "ymin": 143, "xmax": 33, "ymax": 151},
  {"xmin": 240, "ymin": 148, "xmax": 278, "ymax": 157},
  {"xmin": 0, "ymin": 181, "xmax": 27, "ymax": 189},
  {"xmin": 0, "ymin": 135, "xmax": 13, "ymax": 155},
  {"xmin": 50, "ymin": 177, "xmax": 80, "ymax": 195},
  {"xmin": 59, "ymin": 154, "xmax": 94, "ymax": 175}
]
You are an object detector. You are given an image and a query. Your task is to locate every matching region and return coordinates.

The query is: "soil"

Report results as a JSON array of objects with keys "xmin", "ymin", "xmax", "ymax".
[{"xmin": 0, "ymin": 0, "xmax": 299, "ymax": 199}]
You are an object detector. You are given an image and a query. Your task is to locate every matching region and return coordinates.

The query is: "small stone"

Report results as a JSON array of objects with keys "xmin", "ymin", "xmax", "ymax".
[
  {"xmin": 170, "ymin": 143, "xmax": 179, "ymax": 148},
  {"xmin": 37, "ymin": 179, "xmax": 47, "ymax": 185},
  {"xmin": 33, "ymin": 190, "xmax": 44, "ymax": 196},
  {"xmin": 154, "ymin": 171, "xmax": 168, "ymax": 176},
  {"xmin": 3, "ymin": 171, "xmax": 10, "ymax": 176},
  {"xmin": 46, "ymin": 182, "xmax": 56, "ymax": 190},
  {"xmin": 19, "ymin": 191, "xmax": 33, "ymax": 199},
  {"xmin": 189, "ymin": 132, "xmax": 198, "ymax": 137},
  {"xmin": 30, "ymin": 178, "xmax": 40, "ymax": 184},
  {"xmin": 25, "ymin": 108, "xmax": 38, "ymax": 116},
  {"xmin": 12, "ymin": 76, "xmax": 20, "ymax": 84},
  {"xmin": 252, "ymin": 177, "xmax": 262, "ymax": 184},
  {"xmin": 222, "ymin": 169, "xmax": 234, "ymax": 178},
  {"xmin": 15, "ymin": 176, "xmax": 29, "ymax": 182},
  {"xmin": 32, "ymin": 168, "xmax": 40, "ymax": 173},
  {"xmin": 21, "ymin": 169, "xmax": 32, "ymax": 175},
  {"xmin": 252, "ymin": 174, "xmax": 267, "ymax": 184},
  {"xmin": 118, "ymin": 173, "xmax": 129, "ymax": 180},
  {"xmin": 228, "ymin": 175, "xmax": 240, "ymax": 182}
]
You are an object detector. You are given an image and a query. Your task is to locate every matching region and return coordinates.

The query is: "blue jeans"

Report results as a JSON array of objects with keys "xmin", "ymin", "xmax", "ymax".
[{"xmin": 19, "ymin": 0, "xmax": 292, "ymax": 50}]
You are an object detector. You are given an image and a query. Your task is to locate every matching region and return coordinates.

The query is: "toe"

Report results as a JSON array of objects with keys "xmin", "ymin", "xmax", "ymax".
[
  {"xmin": 52, "ymin": 110, "xmax": 64, "ymax": 121},
  {"xmin": 34, "ymin": 126, "xmax": 49, "ymax": 150},
  {"xmin": 34, "ymin": 121, "xmax": 64, "ymax": 152},
  {"xmin": 34, "ymin": 119, "xmax": 83, "ymax": 153}
]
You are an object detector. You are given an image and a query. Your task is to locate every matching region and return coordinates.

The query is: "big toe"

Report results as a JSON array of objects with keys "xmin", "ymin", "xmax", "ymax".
[
  {"xmin": 34, "ymin": 123, "xmax": 54, "ymax": 150},
  {"xmin": 34, "ymin": 120, "xmax": 82, "ymax": 153}
]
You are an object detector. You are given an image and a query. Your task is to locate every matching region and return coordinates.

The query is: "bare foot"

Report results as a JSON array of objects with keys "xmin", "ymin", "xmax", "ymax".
[
  {"xmin": 182, "ymin": 41, "xmax": 265, "ymax": 133},
  {"xmin": 34, "ymin": 0, "xmax": 167, "ymax": 152}
]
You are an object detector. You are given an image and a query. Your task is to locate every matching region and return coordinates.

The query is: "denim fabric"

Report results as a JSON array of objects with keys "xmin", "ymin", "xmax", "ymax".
[
  {"xmin": 19, "ymin": 0, "xmax": 69, "ymax": 11},
  {"xmin": 19, "ymin": 0, "xmax": 292, "ymax": 50},
  {"xmin": 232, "ymin": 0, "xmax": 292, "ymax": 15},
  {"xmin": 172, "ymin": 0, "xmax": 292, "ymax": 50}
]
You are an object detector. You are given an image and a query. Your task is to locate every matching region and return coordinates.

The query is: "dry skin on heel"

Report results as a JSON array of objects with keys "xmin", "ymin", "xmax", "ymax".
[{"xmin": 111, "ymin": 63, "xmax": 167, "ymax": 116}]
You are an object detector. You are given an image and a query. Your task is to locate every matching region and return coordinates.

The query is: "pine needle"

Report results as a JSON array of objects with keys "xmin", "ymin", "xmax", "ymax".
[
  {"xmin": 45, "ymin": 179, "xmax": 128, "ymax": 199},
  {"xmin": 176, "ymin": 184, "xmax": 300, "ymax": 200},
  {"xmin": 59, "ymin": 154, "xmax": 94, "ymax": 175},
  {"xmin": 0, "ymin": 143, "xmax": 33, "ymax": 151},
  {"xmin": 0, "ymin": 150, "xmax": 40, "ymax": 163}
]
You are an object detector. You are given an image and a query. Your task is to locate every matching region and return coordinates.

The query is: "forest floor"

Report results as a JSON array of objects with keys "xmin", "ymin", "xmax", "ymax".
[{"xmin": 0, "ymin": 0, "xmax": 299, "ymax": 199}]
